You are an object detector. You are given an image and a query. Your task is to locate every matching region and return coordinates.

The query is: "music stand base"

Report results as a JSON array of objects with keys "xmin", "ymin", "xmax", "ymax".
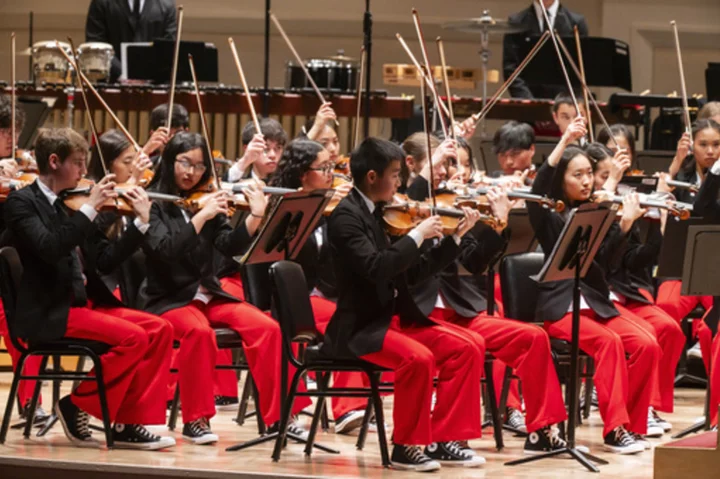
[
  {"xmin": 671, "ymin": 417, "xmax": 709, "ymax": 439},
  {"xmin": 505, "ymin": 447, "xmax": 608, "ymax": 472},
  {"xmin": 225, "ymin": 431, "xmax": 339, "ymax": 456}
]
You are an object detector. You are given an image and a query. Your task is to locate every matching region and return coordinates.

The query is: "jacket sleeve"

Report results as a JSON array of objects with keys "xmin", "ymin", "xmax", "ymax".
[
  {"xmin": 458, "ymin": 223, "xmax": 508, "ymax": 274},
  {"xmin": 143, "ymin": 203, "xmax": 200, "ymax": 261},
  {"xmin": 693, "ymin": 171, "xmax": 720, "ymax": 221},
  {"xmin": 405, "ymin": 236, "xmax": 462, "ymax": 284},
  {"xmin": 621, "ymin": 222, "xmax": 663, "ymax": 273},
  {"xmin": 328, "ymin": 206, "xmax": 420, "ymax": 283},
  {"xmin": 85, "ymin": 0, "xmax": 107, "ymax": 42},
  {"xmin": 210, "ymin": 215, "xmax": 253, "ymax": 258},
  {"xmin": 4, "ymin": 192, "xmax": 94, "ymax": 265},
  {"xmin": 93, "ymin": 221, "xmax": 145, "ymax": 274},
  {"xmin": 528, "ymin": 162, "xmax": 556, "ymax": 240}
]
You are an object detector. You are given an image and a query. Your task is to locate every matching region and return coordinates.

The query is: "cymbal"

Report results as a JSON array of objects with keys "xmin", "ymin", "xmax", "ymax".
[
  {"xmin": 324, "ymin": 54, "xmax": 358, "ymax": 62},
  {"xmin": 443, "ymin": 15, "xmax": 524, "ymax": 35},
  {"xmin": 17, "ymin": 47, "xmax": 32, "ymax": 56}
]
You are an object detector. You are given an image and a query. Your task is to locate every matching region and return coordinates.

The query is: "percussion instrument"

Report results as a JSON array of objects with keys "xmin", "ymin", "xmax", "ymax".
[
  {"xmin": 32, "ymin": 41, "xmax": 72, "ymax": 85},
  {"xmin": 286, "ymin": 57, "xmax": 359, "ymax": 92},
  {"xmin": 76, "ymin": 42, "xmax": 114, "ymax": 83}
]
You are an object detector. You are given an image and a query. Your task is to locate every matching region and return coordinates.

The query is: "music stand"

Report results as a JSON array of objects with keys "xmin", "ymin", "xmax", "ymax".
[
  {"xmin": 506, "ymin": 203, "xmax": 614, "ymax": 473},
  {"xmin": 226, "ymin": 188, "xmax": 336, "ymax": 454}
]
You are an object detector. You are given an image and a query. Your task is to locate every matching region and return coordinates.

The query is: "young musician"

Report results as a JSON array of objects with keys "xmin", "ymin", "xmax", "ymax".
[
  {"xmin": 597, "ymin": 124, "xmax": 636, "ymax": 167},
  {"xmin": 144, "ymin": 103, "xmax": 190, "ymax": 161},
  {"xmin": 227, "ymin": 119, "xmax": 287, "ymax": 183},
  {"xmin": 493, "ymin": 121, "xmax": 536, "ymax": 176},
  {"xmin": 140, "ymin": 131, "xmax": 311, "ymax": 444},
  {"xmin": 698, "ymin": 102, "xmax": 720, "ymax": 124},
  {"xmin": 88, "ymin": 129, "xmax": 154, "ymax": 185},
  {"xmin": 552, "ymin": 92, "xmax": 588, "ymax": 135},
  {"xmin": 529, "ymin": 117, "xmax": 661, "ymax": 454},
  {"xmin": 589, "ymin": 142, "xmax": 683, "ymax": 435},
  {"xmin": 324, "ymin": 137, "xmax": 486, "ymax": 470},
  {"xmin": 302, "ymin": 103, "xmax": 341, "ymax": 166},
  {"xmin": 4, "ymin": 128, "xmax": 175, "ymax": 450},
  {"xmin": 400, "ymin": 132, "xmax": 441, "ymax": 194}
]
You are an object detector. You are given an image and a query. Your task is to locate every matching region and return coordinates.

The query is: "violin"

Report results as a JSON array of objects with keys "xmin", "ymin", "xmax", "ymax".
[
  {"xmin": 666, "ymin": 179, "xmax": 699, "ymax": 195},
  {"xmin": 465, "ymin": 186, "xmax": 564, "ymax": 212},
  {"xmin": 334, "ymin": 155, "xmax": 351, "ymax": 177},
  {"xmin": 15, "ymin": 149, "xmax": 38, "ymax": 173},
  {"xmin": 594, "ymin": 192, "xmax": 692, "ymax": 221},
  {"xmin": 61, "ymin": 178, "xmax": 135, "ymax": 216},
  {"xmin": 382, "ymin": 194, "xmax": 504, "ymax": 236}
]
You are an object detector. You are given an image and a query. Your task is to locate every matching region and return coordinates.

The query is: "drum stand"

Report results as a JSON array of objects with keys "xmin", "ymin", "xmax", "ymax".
[
  {"xmin": 477, "ymin": 10, "xmax": 492, "ymax": 140},
  {"xmin": 64, "ymin": 67, "xmax": 75, "ymax": 128}
]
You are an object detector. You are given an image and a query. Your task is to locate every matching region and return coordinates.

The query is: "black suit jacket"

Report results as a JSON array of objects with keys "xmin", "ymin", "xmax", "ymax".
[
  {"xmin": 528, "ymin": 163, "xmax": 619, "ymax": 321},
  {"xmin": 693, "ymin": 170, "xmax": 720, "ymax": 222},
  {"xmin": 674, "ymin": 160, "xmax": 703, "ymax": 205},
  {"xmin": 293, "ymin": 219, "xmax": 338, "ymax": 299},
  {"xmin": 607, "ymin": 222, "xmax": 663, "ymax": 303},
  {"xmin": 503, "ymin": 4, "xmax": 589, "ymax": 99},
  {"xmin": 3, "ymin": 182, "xmax": 142, "ymax": 342},
  {"xmin": 405, "ymin": 176, "xmax": 508, "ymax": 317},
  {"xmin": 137, "ymin": 201, "xmax": 251, "ymax": 316},
  {"xmin": 322, "ymin": 189, "xmax": 460, "ymax": 358},
  {"xmin": 85, "ymin": 0, "xmax": 177, "ymax": 81}
]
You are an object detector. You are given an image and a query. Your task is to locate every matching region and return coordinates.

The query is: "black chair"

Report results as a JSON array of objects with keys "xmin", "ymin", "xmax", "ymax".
[
  {"xmin": 499, "ymin": 252, "xmax": 595, "ymax": 430},
  {"xmin": 267, "ymin": 261, "xmax": 390, "ymax": 464},
  {"xmin": 0, "ymin": 247, "xmax": 114, "ymax": 447}
]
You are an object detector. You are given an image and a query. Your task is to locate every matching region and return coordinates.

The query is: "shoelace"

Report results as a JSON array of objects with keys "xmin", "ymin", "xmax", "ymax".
[
  {"xmin": 75, "ymin": 411, "xmax": 91, "ymax": 437},
  {"xmin": 615, "ymin": 427, "xmax": 636, "ymax": 446},
  {"xmin": 508, "ymin": 409, "xmax": 526, "ymax": 428},
  {"xmin": 189, "ymin": 418, "xmax": 211, "ymax": 436},
  {"xmin": 133, "ymin": 424, "xmax": 159, "ymax": 441},
  {"xmin": 445, "ymin": 441, "xmax": 468, "ymax": 458},
  {"xmin": 544, "ymin": 427, "xmax": 566, "ymax": 448},
  {"xmin": 406, "ymin": 445, "xmax": 428, "ymax": 463}
]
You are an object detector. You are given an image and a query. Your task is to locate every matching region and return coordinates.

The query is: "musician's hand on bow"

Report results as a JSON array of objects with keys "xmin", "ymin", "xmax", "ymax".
[{"xmin": 486, "ymin": 186, "xmax": 511, "ymax": 227}]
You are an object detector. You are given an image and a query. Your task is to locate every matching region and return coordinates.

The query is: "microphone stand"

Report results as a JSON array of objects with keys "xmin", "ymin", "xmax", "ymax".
[
  {"xmin": 262, "ymin": 0, "xmax": 271, "ymax": 116},
  {"xmin": 362, "ymin": 0, "xmax": 372, "ymax": 139}
]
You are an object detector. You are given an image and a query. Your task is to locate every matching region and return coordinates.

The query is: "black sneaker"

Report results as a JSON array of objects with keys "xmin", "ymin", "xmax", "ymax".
[
  {"xmin": 334, "ymin": 409, "xmax": 365, "ymax": 435},
  {"xmin": 651, "ymin": 408, "xmax": 672, "ymax": 432},
  {"xmin": 424, "ymin": 441, "xmax": 486, "ymax": 467},
  {"xmin": 505, "ymin": 407, "xmax": 527, "ymax": 433},
  {"xmin": 55, "ymin": 395, "xmax": 102, "ymax": 448},
  {"xmin": 268, "ymin": 417, "xmax": 310, "ymax": 441},
  {"xmin": 182, "ymin": 418, "xmax": 219, "ymax": 445},
  {"xmin": 630, "ymin": 432, "xmax": 651, "ymax": 450},
  {"xmin": 390, "ymin": 444, "xmax": 441, "ymax": 472},
  {"xmin": 214, "ymin": 396, "xmax": 239, "ymax": 412},
  {"xmin": 524, "ymin": 426, "xmax": 591, "ymax": 455},
  {"xmin": 603, "ymin": 426, "xmax": 644, "ymax": 455},
  {"xmin": 113, "ymin": 424, "xmax": 176, "ymax": 450}
]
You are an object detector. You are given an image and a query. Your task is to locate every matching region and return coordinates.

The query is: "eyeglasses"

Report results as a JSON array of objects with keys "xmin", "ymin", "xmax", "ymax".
[
  {"xmin": 308, "ymin": 164, "xmax": 334, "ymax": 175},
  {"xmin": 176, "ymin": 159, "xmax": 207, "ymax": 173}
]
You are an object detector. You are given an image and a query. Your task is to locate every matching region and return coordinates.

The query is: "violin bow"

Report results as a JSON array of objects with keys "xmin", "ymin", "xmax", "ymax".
[
  {"xmin": 671, "ymin": 21, "xmax": 693, "ymax": 141},
  {"xmin": 573, "ymin": 26, "xmax": 593, "ymax": 142},
  {"xmin": 188, "ymin": 54, "xmax": 220, "ymax": 190},
  {"xmin": 10, "ymin": 32, "xmax": 16, "ymax": 160},
  {"xmin": 68, "ymin": 36, "xmax": 108, "ymax": 177},
  {"xmin": 56, "ymin": 41, "xmax": 142, "ymax": 153},
  {"xmin": 353, "ymin": 46, "xmax": 366, "ymax": 150},
  {"xmin": 270, "ymin": 12, "xmax": 339, "ymax": 127},
  {"xmin": 554, "ymin": 35, "xmax": 623, "ymax": 152},
  {"xmin": 419, "ymin": 72, "xmax": 436, "ymax": 210},
  {"xmin": 165, "ymin": 5, "xmax": 184, "ymax": 131},
  {"xmin": 228, "ymin": 38, "xmax": 262, "ymax": 137},
  {"xmin": 436, "ymin": 37, "xmax": 457, "ymax": 143},
  {"xmin": 470, "ymin": 31, "xmax": 550, "ymax": 126},
  {"xmin": 412, "ymin": 8, "xmax": 449, "ymax": 137}
]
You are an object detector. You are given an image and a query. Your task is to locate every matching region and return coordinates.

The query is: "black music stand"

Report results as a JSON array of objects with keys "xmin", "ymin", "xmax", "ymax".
[
  {"xmin": 506, "ymin": 203, "xmax": 614, "ymax": 473},
  {"xmin": 226, "ymin": 189, "xmax": 336, "ymax": 454}
]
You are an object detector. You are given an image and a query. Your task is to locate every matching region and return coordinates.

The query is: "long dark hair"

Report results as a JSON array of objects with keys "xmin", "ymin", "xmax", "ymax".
[
  {"xmin": 548, "ymin": 145, "xmax": 593, "ymax": 207},
  {"xmin": 148, "ymin": 131, "xmax": 212, "ymax": 196},
  {"xmin": 597, "ymin": 124, "xmax": 636, "ymax": 162},
  {"xmin": 87, "ymin": 129, "xmax": 132, "ymax": 181},
  {"xmin": 269, "ymin": 139, "xmax": 324, "ymax": 189}
]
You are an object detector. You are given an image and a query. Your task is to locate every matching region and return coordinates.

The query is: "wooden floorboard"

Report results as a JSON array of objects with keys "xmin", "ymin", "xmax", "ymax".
[{"xmin": 0, "ymin": 377, "xmax": 708, "ymax": 478}]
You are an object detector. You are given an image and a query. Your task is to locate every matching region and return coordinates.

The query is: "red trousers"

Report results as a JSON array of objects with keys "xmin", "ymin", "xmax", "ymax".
[
  {"xmin": 656, "ymin": 280, "xmax": 713, "ymax": 325},
  {"xmin": 0, "ymin": 304, "xmax": 43, "ymax": 407},
  {"xmin": 161, "ymin": 285, "xmax": 311, "ymax": 425},
  {"xmin": 709, "ymin": 333, "xmax": 720, "ymax": 426},
  {"xmin": 358, "ymin": 315, "xmax": 483, "ymax": 445},
  {"xmin": 431, "ymin": 308, "xmax": 567, "ymax": 433},
  {"xmin": 617, "ymin": 301, "xmax": 684, "ymax": 413},
  {"xmin": 544, "ymin": 310, "xmax": 660, "ymax": 436},
  {"xmin": 67, "ymin": 305, "xmax": 173, "ymax": 425}
]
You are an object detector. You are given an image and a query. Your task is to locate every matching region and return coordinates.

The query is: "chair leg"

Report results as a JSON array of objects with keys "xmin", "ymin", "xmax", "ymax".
[
  {"xmin": 168, "ymin": 383, "xmax": 180, "ymax": 431},
  {"xmin": 484, "ymin": 360, "xmax": 504, "ymax": 451},
  {"xmin": 303, "ymin": 372, "xmax": 329, "ymax": 456},
  {"xmin": 583, "ymin": 358, "xmax": 594, "ymax": 420},
  {"xmin": 250, "ymin": 377, "xmax": 266, "ymax": 435},
  {"xmin": 369, "ymin": 372, "xmax": 391, "ymax": 468},
  {"xmin": 23, "ymin": 356, "xmax": 48, "ymax": 439},
  {"xmin": 355, "ymin": 395, "xmax": 374, "ymax": 451},
  {"xmin": 319, "ymin": 373, "xmax": 331, "ymax": 432},
  {"xmin": 235, "ymin": 372, "xmax": 253, "ymax": 426},
  {"xmin": 90, "ymin": 354, "xmax": 114, "ymax": 449},
  {"xmin": 1, "ymin": 354, "xmax": 29, "ymax": 444},
  {"xmin": 271, "ymin": 370, "xmax": 304, "ymax": 462},
  {"xmin": 498, "ymin": 365, "xmax": 512, "ymax": 422},
  {"xmin": 72, "ymin": 355, "xmax": 86, "ymax": 391}
]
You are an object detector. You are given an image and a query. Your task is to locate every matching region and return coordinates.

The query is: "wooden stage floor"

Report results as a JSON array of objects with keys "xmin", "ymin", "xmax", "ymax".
[{"xmin": 0, "ymin": 377, "xmax": 707, "ymax": 478}]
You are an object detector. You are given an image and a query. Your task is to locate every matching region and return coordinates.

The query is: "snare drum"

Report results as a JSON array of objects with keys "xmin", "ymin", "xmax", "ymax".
[
  {"xmin": 285, "ymin": 58, "xmax": 359, "ymax": 93},
  {"xmin": 76, "ymin": 42, "xmax": 114, "ymax": 83},
  {"xmin": 32, "ymin": 41, "xmax": 72, "ymax": 86}
]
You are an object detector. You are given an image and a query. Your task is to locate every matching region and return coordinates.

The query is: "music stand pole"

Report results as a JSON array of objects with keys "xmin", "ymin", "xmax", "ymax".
[
  {"xmin": 362, "ymin": 0, "xmax": 372, "ymax": 139},
  {"xmin": 262, "ymin": 0, "xmax": 271, "ymax": 116}
]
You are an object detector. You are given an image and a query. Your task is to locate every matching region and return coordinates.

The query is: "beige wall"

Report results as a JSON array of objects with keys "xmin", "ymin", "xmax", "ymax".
[{"xmin": 0, "ymin": 0, "xmax": 717, "ymax": 105}]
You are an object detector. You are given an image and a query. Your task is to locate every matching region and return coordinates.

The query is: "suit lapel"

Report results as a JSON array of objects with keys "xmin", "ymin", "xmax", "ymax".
[{"xmin": 31, "ymin": 182, "xmax": 60, "ymax": 229}]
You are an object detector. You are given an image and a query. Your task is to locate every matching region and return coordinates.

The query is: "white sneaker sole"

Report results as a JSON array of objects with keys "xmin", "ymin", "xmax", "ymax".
[
  {"xmin": 390, "ymin": 461, "xmax": 441, "ymax": 472},
  {"xmin": 183, "ymin": 433, "xmax": 219, "ymax": 445},
  {"xmin": 645, "ymin": 426, "xmax": 664, "ymax": 438},
  {"xmin": 436, "ymin": 457, "xmax": 486, "ymax": 468},
  {"xmin": 602, "ymin": 443, "xmax": 644, "ymax": 455},
  {"xmin": 334, "ymin": 412, "xmax": 365, "ymax": 435},
  {"xmin": 54, "ymin": 402, "xmax": 103, "ymax": 449},
  {"xmin": 114, "ymin": 437, "xmax": 176, "ymax": 451},
  {"xmin": 215, "ymin": 403, "xmax": 239, "ymax": 412}
]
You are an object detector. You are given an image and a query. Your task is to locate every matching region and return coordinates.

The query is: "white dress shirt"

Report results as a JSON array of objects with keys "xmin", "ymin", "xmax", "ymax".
[
  {"xmin": 128, "ymin": 0, "xmax": 146, "ymax": 13},
  {"xmin": 534, "ymin": 0, "xmax": 560, "ymax": 32}
]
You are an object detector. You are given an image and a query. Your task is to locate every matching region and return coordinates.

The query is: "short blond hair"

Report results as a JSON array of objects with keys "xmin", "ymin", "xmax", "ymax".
[
  {"xmin": 34, "ymin": 128, "xmax": 88, "ymax": 175},
  {"xmin": 698, "ymin": 102, "xmax": 720, "ymax": 121}
]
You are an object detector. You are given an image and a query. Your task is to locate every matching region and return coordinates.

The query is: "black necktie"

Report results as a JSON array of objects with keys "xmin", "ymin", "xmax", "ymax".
[
  {"xmin": 54, "ymin": 200, "xmax": 88, "ymax": 306},
  {"xmin": 133, "ymin": 0, "xmax": 141, "ymax": 21}
]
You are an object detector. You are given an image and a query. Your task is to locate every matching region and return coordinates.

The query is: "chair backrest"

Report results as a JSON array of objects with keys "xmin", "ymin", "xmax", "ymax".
[
  {"xmin": 499, "ymin": 252, "xmax": 545, "ymax": 323},
  {"xmin": 240, "ymin": 262, "xmax": 272, "ymax": 311},
  {"xmin": 269, "ymin": 260, "xmax": 320, "ymax": 351},
  {"xmin": 0, "ymin": 247, "xmax": 27, "ymax": 354}
]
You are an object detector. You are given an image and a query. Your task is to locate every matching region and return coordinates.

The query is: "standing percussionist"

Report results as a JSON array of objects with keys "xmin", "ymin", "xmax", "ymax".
[
  {"xmin": 85, "ymin": 0, "xmax": 177, "ymax": 82},
  {"xmin": 503, "ymin": 0, "xmax": 588, "ymax": 99}
]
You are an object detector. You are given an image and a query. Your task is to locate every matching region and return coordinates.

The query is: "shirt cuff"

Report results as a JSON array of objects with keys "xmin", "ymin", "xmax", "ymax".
[
  {"xmin": 452, "ymin": 234, "xmax": 461, "ymax": 245},
  {"xmin": 227, "ymin": 161, "xmax": 244, "ymax": 183},
  {"xmin": 79, "ymin": 204, "xmax": 98, "ymax": 222},
  {"xmin": 133, "ymin": 217, "xmax": 150, "ymax": 234},
  {"xmin": 408, "ymin": 229, "xmax": 424, "ymax": 248},
  {"xmin": 711, "ymin": 160, "xmax": 720, "ymax": 176}
]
